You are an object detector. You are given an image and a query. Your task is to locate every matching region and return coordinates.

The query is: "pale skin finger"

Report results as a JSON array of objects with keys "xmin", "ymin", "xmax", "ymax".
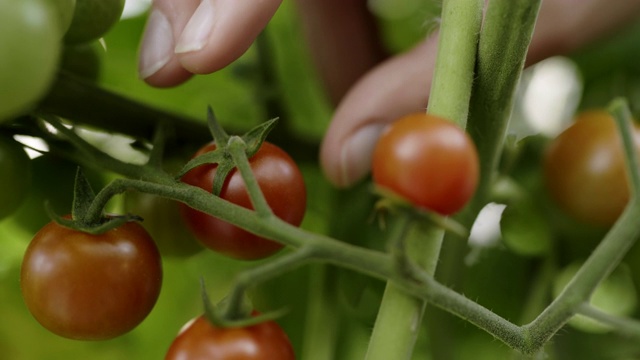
[
  {"xmin": 293, "ymin": 0, "xmax": 386, "ymax": 105},
  {"xmin": 138, "ymin": 0, "xmax": 282, "ymax": 87}
]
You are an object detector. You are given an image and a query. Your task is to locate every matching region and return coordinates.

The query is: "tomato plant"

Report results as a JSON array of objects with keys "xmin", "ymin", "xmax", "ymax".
[
  {"xmin": 544, "ymin": 109, "xmax": 640, "ymax": 226},
  {"xmin": 165, "ymin": 314, "xmax": 295, "ymax": 360},
  {"xmin": 0, "ymin": 135, "xmax": 31, "ymax": 220},
  {"xmin": 180, "ymin": 141, "xmax": 307, "ymax": 260},
  {"xmin": 0, "ymin": 0, "xmax": 61, "ymax": 123},
  {"xmin": 20, "ymin": 218, "xmax": 162, "ymax": 340},
  {"xmin": 371, "ymin": 112, "xmax": 479, "ymax": 215}
]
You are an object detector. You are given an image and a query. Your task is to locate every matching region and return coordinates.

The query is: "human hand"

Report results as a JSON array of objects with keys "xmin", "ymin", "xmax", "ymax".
[{"xmin": 138, "ymin": 0, "xmax": 640, "ymax": 187}]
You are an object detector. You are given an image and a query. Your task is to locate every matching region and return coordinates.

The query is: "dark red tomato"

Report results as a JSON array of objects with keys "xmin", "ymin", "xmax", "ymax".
[
  {"xmin": 180, "ymin": 142, "xmax": 306, "ymax": 260},
  {"xmin": 165, "ymin": 314, "xmax": 295, "ymax": 360},
  {"xmin": 371, "ymin": 113, "xmax": 479, "ymax": 215},
  {"xmin": 20, "ymin": 219, "xmax": 162, "ymax": 340},
  {"xmin": 544, "ymin": 109, "xmax": 640, "ymax": 226}
]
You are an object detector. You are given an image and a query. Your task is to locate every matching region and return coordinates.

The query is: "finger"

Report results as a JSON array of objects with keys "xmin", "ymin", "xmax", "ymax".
[
  {"xmin": 138, "ymin": 0, "xmax": 199, "ymax": 87},
  {"xmin": 293, "ymin": 0, "xmax": 386, "ymax": 105},
  {"xmin": 175, "ymin": 0, "xmax": 282, "ymax": 74},
  {"xmin": 320, "ymin": 37, "xmax": 438, "ymax": 188}
]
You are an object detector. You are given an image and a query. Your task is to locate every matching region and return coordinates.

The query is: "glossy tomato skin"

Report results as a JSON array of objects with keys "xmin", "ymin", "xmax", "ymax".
[
  {"xmin": 180, "ymin": 142, "xmax": 306, "ymax": 260},
  {"xmin": 165, "ymin": 314, "xmax": 295, "ymax": 360},
  {"xmin": 544, "ymin": 110, "xmax": 640, "ymax": 226},
  {"xmin": 372, "ymin": 113, "xmax": 479, "ymax": 215},
  {"xmin": 21, "ymin": 219, "xmax": 162, "ymax": 340}
]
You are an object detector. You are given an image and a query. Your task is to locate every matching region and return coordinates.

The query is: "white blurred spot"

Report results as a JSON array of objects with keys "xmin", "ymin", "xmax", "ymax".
[
  {"xmin": 522, "ymin": 57, "xmax": 582, "ymax": 136},
  {"xmin": 13, "ymin": 135, "xmax": 49, "ymax": 159},
  {"xmin": 466, "ymin": 203, "xmax": 506, "ymax": 266},
  {"xmin": 122, "ymin": 0, "xmax": 151, "ymax": 19},
  {"xmin": 468, "ymin": 202, "xmax": 506, "ymax": 248}
]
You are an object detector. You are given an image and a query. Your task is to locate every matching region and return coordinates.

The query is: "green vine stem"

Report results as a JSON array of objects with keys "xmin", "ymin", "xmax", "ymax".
[
  {"xmin": 226, "ymin": 136, "xmax": 273, "ymax": 217},
  {"xmin": 301, "ymin": 265, "xmax": 340, "ymax": 360},
  {"xmin": 365, "ymin": 0, "xmax": 482, "ymax": 358},
  {"xmin": 466, "ymin": 0, "xmax": 543, "ymax": 209},
  {"xmin": 576, "ymin": 303, "xmax": 640, "ymax": 338},
  {"xmin": 430, "ymin": 0, "xmax": 542, "ymax": 356},
  {"xmin": 223, "ymin": 248, "xmax": 315, "ymax": 319},
  {"xmin": 38, "ymin": 59, "xmax": 640, "ymax": 358}
]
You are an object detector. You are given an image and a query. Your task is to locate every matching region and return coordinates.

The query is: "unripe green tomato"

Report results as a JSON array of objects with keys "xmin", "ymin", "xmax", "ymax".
[
  {"xmin": 64, "ymin": 0, "xmax": 125, "ymax": 44},
  {"xmin": 0, "ymin": 0, "xmax": 61, "ymax": 123},
  {"xmin": 553, "ymin": 261, "xmax": 637, "ymax": 333},
  {"xmin": 60, "ymin": 42, "xmax": 102, "ymax": 81},
  {"xmin": 49, "ymin": 0, "xmax": 77, "ymax": 34},
  {"xmin": 0, "ymin": 136, "xmax": 31, "ymax": 220}
]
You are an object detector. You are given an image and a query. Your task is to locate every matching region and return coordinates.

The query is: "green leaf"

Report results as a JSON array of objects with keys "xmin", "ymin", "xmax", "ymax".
[
  {"xmin": 71, "ymin": 167, "xmax": 96, "ymax": 221},
  {"xmin": 175, "ymin": 150, "xmax": 225, "ymax": 179},
  {"xmin": 211, "ymin": 161, "xmax": 235, "ymax": 196},
  {"xmin": 206, "ymin": 106, "xmax": 229, "ymax": 145},
  {"xmin": 241, "ymin": 117, "xmax": 279, "ymax": 158}
]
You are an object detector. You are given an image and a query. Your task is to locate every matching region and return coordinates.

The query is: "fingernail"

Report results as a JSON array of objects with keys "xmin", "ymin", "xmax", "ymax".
[
  {"xmin": 139, "ymin": 9, "xmax": 174, "ymax": 79},
  {"xmin": 175, "ymin": 0, "xmax": 216, "ymax": 54},
  {"xmin": 339, "ymin": 124, "xmax": 386, "ymax": 187}
]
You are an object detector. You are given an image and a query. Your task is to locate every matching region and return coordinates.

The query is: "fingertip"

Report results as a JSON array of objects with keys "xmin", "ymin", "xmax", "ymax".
[
  {"xmin": 138, "ymin": 0, "xmax": 200, "ymax": 86},
  {"xmin": 321, "ymin": 124, "xmax": 386, "ymax": 188},
  {"xmin": 142, "ymin": 64, "xmax": 193, "ymax": 88},
  {"xmin": 175, "ymin": 0, "xmax": 282, "ymax": 74}
]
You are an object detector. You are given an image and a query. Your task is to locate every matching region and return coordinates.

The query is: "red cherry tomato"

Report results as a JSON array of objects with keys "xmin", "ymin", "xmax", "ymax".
[
  {"xmin": 544, "ymin": 109, "xmax": 640, "ymax": 226},
  {"xmin": 372, "ymin": 113, "xmax": 479, "ymax": 215},
  {"xmin": 20, "ymin": 219, "xmax": 162, "ymax": 340},
  {"xmin": 180, "ymin": 141, "xmax": 306, "ymax": 260},
  {"xmin": 165, "ymin": 314, "xmax": 295, "ymax": 360}
]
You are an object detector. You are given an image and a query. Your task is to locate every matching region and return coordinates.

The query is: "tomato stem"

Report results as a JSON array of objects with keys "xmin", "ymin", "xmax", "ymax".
[
  {"xmin": 610, "ymin": 98, "xmax": 640, "ymax": 201},
  {"xmin": 366, "ymin": 0, "xmax": 482, "ymax": 358},
  {"xmin": 465, "ymin": 0, "xmax": 542, "ymax": 210},
  {"xmin": 223, "ymin": 248, "xmax": 314, "ymax": 320},
  {"xmin": 227, "ymin": 136, "xmax": 274, "ymax": 217},
  {"xmin": 576, "ymin": 303, "xmax": 640, "ymax": 338}
]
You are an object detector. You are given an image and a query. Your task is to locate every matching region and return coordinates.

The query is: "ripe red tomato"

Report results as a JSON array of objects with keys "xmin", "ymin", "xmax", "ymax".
[
  {"xmin": 165, "ymin": 314, "xmax": 295, "ymax": 360},
  {"xmin": 544, "ymin": 109, "xmax": 640, "ymax": 226},
  {"xmin": 180, "ymin": 141, "xmax": 306, "ymax": 260},
  {"xmin": 21, "ymin": 219, "xmax": 162, "ymax": 340},
  {"xmin": 371, "ymin": 113, "xmax": 479, "ymax": 215}
]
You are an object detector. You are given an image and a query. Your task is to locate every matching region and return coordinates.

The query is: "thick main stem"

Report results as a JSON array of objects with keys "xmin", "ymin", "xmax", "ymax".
[{"xmin": 365, "ymin": 1, "xmax": 482, "ymax": 359}]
